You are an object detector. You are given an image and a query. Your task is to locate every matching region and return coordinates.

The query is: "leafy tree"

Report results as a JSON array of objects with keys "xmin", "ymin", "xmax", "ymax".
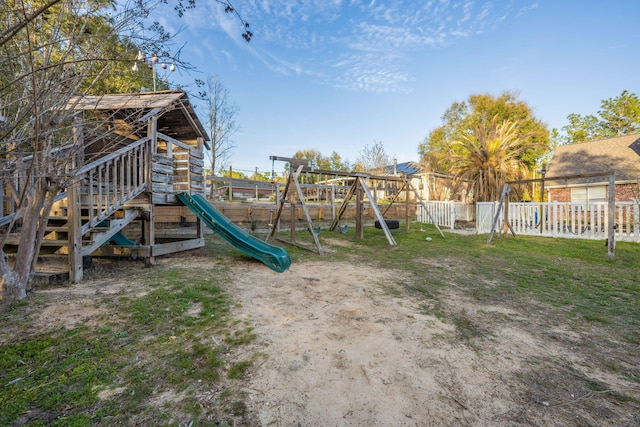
[
  {"xmin": 293, "ymin": 149, "xmax": 350, "ymax": 171},
  {"xmin": 250, "ymin": 170, "xmax": 271, "ymax": 181},
  {"xmin": 560, "ymin": 113, "xmax": 600, "ymax": 144},
  {"xmin": 327, "ymin": 151, "xmax": 352, "ymax": 172},
  {"xmin": 218, "ymin": 168, "xmax": 247, "ymax": 179},
  {"xmin": 599, "ymin": 90, "xmax": 640, "ymax": 136},
  {"xmin": 355, "ymin": 140, "xmax": 390, "ymax": 173},
  {"xmin": 560, "ymin": 90, "xmax": 640, "ymax": 144},
  {"xmin": 290, "ymin": 149, "xmax": 351, "ymax": 183},
  {"xmin": 449, "ymin": 117, "xmax": 542, "ymax": 202},
  {"xmin": 419, "ymin": 91, "xmax": 550, "ymax": 174}
]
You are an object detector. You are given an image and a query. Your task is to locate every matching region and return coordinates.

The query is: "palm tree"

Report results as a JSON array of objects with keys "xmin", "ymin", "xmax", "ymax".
[{"xmin": 449, "ymin": 116, "xmax": 540, "ymax": 202}]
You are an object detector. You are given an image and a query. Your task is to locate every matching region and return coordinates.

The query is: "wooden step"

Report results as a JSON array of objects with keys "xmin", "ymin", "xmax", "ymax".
[
  {"xmin": 32, "ymin": 269, "xmax": 70, "ymax": 285},
  {"xmin": 45, "ymin": 226, "xmax": 70, "ymax": 232}
]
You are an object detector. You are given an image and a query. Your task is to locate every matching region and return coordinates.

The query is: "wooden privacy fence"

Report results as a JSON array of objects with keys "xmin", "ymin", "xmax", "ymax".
[{"xmin": 477, "ymin": 201, "xmax": 640, "ymax": 242}]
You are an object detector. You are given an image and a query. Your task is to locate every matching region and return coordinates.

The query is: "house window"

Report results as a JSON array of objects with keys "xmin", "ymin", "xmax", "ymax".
[{"xmin": 571, "ymin": 185, "xmax": 606, "ymax": 203}]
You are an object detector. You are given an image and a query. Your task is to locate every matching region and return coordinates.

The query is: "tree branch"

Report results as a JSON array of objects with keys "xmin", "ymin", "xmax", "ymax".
[{"xmin": 0, "ymin": 0, "xmax": 63, "ymax": 48}]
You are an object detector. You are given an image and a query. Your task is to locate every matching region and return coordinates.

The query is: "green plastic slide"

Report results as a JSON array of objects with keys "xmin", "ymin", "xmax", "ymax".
[
  {"xmin": 106, "ymin": 231, "xmax": 137, "ymax": 246},
  {"xmin": 177, "ymin": 193, "xmax": 291, "ymax": 273}
]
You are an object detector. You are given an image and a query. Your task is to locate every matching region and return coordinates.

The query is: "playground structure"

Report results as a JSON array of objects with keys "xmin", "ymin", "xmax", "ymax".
[
  {"xmin": 1, "ymin": 91, "xmax": 291, "ymax": 282},
  {"xmin": 265, "ymin": 156, "xmax": 445, "ymax": 254},
  {"xmin": 1, "ymin": 91, "xmax": 452, "ymax": 283}
]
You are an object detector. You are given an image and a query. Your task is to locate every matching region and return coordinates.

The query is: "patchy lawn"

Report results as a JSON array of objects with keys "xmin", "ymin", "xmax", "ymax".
[{"xmin": 2, "ymin": 226, "xmax": 639, "ymax": 425}]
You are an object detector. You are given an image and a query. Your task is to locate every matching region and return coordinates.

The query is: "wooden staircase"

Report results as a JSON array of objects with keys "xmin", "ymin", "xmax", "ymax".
[
  {"xmin": 3, "ymin": 198, "xmax": 141, "ymax": 282},
  {"xmin": 2, "ymin": 137, "xmax": 151, "ymax": 282},
  {"xmin": 45, "ymin": 199, "xmax": 141, "ymax": 257}
]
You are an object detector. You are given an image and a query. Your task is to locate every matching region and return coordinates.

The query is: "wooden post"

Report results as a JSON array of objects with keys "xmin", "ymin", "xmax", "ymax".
[
  {"xmin": 143, "ymin": 208, "xmax": 155, "ymax": 267},
  {"xmin": 540, "ymin": 169, "xmax": 546, "ymax": 233},
  {"xmin": 276, "ymin": 183, "xmax": 281, "ymax": 232},
  {"xmin": 331, "ymin": 186, "xmax": 336, "ymax": 222},
  {"xmin": 67, "ymin": 179, "xmax": 83, "ymax": 282},
  {"xmin": 228, "ymin": 166, "xmax": 233, "ymax": 201},
  {"xmin": 145, "ymin": 116, "xmax": 157, "ymax": 267},
  {"xmin": 187, "ymin": 148, "xmax": 192, "ymax": 194},
  {"xmin": 355, "ymin": 180, "xmax": 364, "ymax": 240},
  {"xmin": 68, "ymin": 115, "xmax": 84, "ymax": 282},
  {"xmin": 405, "ymin": 184, "xmax": 411, "ymax": 231},
  {"xmin": 607, "ymin": 172, "xmax": 616, "ymax": 258},
  {"xmin": 0, "ymin": 176, "xmax": 4, "ymax": 217},
  {"xmin": 503, "ymin": 196, "xmax": 510, "ymax": 238},
  {"xmin": 290, "ymin": 174, "xmax": 296, "ymax": 243},
  {"xmin": 147, "ymin": 117, "xmax": 156, "ymax": 192}
]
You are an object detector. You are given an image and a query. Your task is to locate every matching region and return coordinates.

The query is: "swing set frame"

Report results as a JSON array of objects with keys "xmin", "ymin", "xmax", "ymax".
[
  {"xmin": 267, "ymin": 156, "xmax": 445, "ymax": 254},
  {"xmin": 487, "ymin": 171, "xmax": 616, "ymax": 258}
]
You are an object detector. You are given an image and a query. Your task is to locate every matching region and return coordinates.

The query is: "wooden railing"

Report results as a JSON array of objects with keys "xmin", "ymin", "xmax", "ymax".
[
  {"xmin": 73, "ymin": 137, "xmax": 151, "ymax": 234},
  {"xmin": 2, "ymin": 133, "xmax": 204, "ymax": 229},
  {"xmin": 0, "ymin": 145, "xmax": 78, "ymax": 227}
]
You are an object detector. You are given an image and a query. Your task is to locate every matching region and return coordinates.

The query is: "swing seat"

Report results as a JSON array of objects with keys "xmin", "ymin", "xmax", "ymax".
[
  {"xmin": 335, "ymin": 224, "xmax": 349, "ymax": 234},
  {"xmin": 307, "ymin": 226, "xmax": 321, "ymax": 235},
  {"xmin": 374, "ymin": 219, "xmax": 399, "ymax": 230}
]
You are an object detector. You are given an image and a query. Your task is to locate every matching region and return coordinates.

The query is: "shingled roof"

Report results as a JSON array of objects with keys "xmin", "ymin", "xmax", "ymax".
[{"xmin": 546, "ymin": 134, "xmax": 640, "ymax": 184}]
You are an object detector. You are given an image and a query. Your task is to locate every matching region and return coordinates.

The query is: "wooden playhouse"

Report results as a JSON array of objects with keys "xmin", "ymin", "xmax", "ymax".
[{"xmin": 1, "ymin": 90, "xmax": 209, "ymax": 282}]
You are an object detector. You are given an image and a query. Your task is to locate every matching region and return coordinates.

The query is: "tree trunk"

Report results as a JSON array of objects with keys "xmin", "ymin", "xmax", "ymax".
[
  {"xmin": 0, "ymin": 249, "xmax": 20, "ymax": 311},
  {"xmin": 0, "ymin": 179, "xmax": 53, "ymax": 307}
]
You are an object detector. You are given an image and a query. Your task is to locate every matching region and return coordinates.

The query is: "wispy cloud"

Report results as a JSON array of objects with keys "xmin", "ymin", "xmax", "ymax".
[{"xmin": 188, "ymin": 0, "xmax": 536, "ymax": 93}]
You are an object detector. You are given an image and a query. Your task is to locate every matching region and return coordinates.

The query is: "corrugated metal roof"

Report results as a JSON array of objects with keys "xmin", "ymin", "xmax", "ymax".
[{"xmin": 382, "ymin": 161, "xmax": 424, "ymax": 175}]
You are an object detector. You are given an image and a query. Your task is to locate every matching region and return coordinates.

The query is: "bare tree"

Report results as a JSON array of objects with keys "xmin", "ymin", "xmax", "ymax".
[
  {"xmin": 199, "ymin": 75, "xmax": 239, "ymax": 198},
  {"xmin": 356, "ymin": 140, "xmax": 391, "ymax": 173},
  {"xmin": 0, "ymin": 0, "xmax": 254, "ymax": 306},
  {"xmin": 0, "ymin": 0, "xmax": 180, "ymax": 306}
]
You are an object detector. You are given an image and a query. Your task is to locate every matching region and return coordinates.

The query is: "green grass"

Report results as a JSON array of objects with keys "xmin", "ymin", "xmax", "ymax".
[
  {"xmin": 1, "ymin": 222, "xmax": 639, "ymax": 424},
  {"xmin": 0, "ymin": 260, "xmax": 255, "ymax": 426},
  {"xmin": 322, "ymin": 224, "xmax": 640, "ymax": 333}
]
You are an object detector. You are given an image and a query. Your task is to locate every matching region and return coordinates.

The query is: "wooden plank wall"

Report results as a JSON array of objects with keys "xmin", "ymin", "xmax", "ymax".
[{"xmin": 155, "ymin": 202, "xmax": 409, "ymax": 225}]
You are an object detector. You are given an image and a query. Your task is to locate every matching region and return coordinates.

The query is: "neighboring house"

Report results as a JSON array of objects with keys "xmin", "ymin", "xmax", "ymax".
[
  {"xmin": 545, "ymin": 134, "xmax": 640, "ymax": 203},
  {"xmin": 380, "ymin": 161, "xmax": 469, "ymax": 202}
]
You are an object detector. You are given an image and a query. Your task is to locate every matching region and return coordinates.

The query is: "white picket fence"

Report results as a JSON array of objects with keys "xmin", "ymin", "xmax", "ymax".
[
  {"xmin": 416, "ymin": 201, "xmax": 471, "ymax": 229},
  {"xmin": 477, "ymin": 201, "xmax": 640, "ymax": 242}
]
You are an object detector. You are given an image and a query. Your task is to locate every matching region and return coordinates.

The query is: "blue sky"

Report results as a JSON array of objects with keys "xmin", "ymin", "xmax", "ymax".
[{"xmin": 155, "ymin": 0, "xmax": 640, "ymax": 176}]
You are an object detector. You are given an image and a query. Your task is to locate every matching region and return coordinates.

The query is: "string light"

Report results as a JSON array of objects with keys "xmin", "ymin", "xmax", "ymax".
[{"xmin": 131, "ymin": 51, "xmax": 175, "ymax": 91}]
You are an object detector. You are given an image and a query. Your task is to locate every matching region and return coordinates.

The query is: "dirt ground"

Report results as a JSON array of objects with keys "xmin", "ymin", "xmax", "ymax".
[{"xmin": 14, "ymin": 237, "xmax": 640, "ymax": 426}]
